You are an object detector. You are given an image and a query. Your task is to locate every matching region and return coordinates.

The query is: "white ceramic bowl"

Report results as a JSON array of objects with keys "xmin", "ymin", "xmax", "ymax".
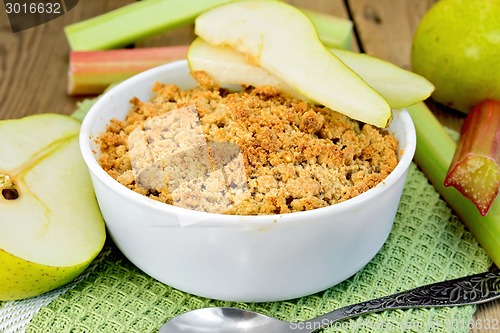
[{"xmin": 80, "ymin": 60, "xmax": 416, "ymax": 302}]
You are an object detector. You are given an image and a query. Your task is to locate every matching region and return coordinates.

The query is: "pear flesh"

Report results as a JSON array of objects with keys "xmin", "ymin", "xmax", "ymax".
[
  {"xmin": 188, "ymin": 38, "xmax": 310, "ymax": 100},
  {"xmin": 329, "ymin": 48, "xmax": 434, "ymax": 109},
  {"xmin": 0, "ymin": 113, "xmax": 105, "ymax": 300},
  {"xmin": 194, "ymin": 0, "xmax": 392, "ymax": 127},
  {"xmin": 188, "ymin": 38, "xmax": 434, "ymax": 110}
]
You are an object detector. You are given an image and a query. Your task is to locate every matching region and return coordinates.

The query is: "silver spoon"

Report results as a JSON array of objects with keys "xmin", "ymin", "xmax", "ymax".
[{"xmin": 159, "ymin": 269, "xmax": 500, "ymax": 333}]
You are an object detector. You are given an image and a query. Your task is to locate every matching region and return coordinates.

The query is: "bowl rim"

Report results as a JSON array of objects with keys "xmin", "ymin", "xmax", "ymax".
[{"xmin": 79, "ymin": 60, "xmax": 416, "ymax": 225}]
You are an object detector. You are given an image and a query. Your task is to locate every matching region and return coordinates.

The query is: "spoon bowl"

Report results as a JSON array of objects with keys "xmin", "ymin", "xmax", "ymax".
[{"xmin": 159, "ymin": 308, "xmax": 298, "ymax": 333}]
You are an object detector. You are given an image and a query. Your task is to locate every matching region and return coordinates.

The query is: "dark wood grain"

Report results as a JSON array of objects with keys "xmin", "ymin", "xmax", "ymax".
[{"xmin": 0, "ymin": 0, "xmax": 134, "ymax": 120}]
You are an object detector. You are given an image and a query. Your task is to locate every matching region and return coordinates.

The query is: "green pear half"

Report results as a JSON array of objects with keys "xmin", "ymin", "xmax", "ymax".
[
  {"xmin": 0, "ymin": 114, "xmax": 106, "ymax": 300},
  {"xmin": 194, "ymin": 0, "xmax": 392, "ymax": 127},
  {"xmin": 188, "ymin": 38, "xmax": 434, "ymax": 110}
]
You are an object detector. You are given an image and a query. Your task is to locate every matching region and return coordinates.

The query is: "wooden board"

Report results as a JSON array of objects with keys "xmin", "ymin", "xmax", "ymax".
[{"xmin": 0, "ymin": 1, "xmax": 498, "ymax": 330}]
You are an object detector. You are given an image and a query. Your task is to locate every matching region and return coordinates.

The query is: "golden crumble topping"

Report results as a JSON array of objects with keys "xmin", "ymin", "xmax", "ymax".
[{"xmin": 98, "ymin": 71, "xmax": 399, "ymax": 215}]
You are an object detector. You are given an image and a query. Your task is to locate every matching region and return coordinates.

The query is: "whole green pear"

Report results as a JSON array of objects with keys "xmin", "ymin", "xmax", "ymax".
[{"xmin": 411, "ymin": 0, "xmax": 500, "ymax": 113}]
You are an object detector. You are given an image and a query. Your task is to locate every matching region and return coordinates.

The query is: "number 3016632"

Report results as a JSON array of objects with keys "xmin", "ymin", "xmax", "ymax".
[{"xmin": 5, "ymin": 2, "xmax": 61, "ymax": 14}]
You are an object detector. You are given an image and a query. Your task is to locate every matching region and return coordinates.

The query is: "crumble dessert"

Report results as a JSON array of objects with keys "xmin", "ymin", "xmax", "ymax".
[{"xmin": 98, "ymin": 71, "xmax": 399, "ymax": 215}]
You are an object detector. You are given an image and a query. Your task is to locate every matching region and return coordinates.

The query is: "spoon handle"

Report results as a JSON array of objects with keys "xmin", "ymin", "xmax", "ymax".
[{"xmin": 305, "ymin": 268, "xmax": 500, "ymax": 329}]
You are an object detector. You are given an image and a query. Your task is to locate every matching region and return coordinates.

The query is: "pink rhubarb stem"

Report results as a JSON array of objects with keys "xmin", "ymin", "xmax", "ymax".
[
  {"xmin": 68, "ymin": 45, "xmax": 189, "ymax": 95},
  {"xmin": 444, "ymin": 99, "xmax": 500, "ymax": 216}
]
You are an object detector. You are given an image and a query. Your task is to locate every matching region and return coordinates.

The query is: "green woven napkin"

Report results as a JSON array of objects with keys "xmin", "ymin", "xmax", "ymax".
[{"xmin": 2, "ymin": 163, "xmax": 491, "ymax": 333}]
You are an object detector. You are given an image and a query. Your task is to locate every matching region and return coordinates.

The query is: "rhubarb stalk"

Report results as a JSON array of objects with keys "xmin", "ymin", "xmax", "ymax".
[
  {"xmin": 66, "ymin": 6, "xmax": 355, "ymax": 95},
  {"xmin": 64, "ymin": 0, "xmax": 233, "ymax": 51},
  {"xmin": 444, "ymin": 100, "xmax": 500, "ymax": 216},
  {"xmin": 407, "ymin": 102, "xmax": 500, "ymax": 267},
  {"xmin": 301, "ymin": 9, "xmax": 353, "ymax": 50},
  {"xmin": 64, "ymin": 0, "xmax": 353, "ymax": 51},
  {"xmin": 68, "ymin": 46, "xmax": 189, "ymax": 95}
]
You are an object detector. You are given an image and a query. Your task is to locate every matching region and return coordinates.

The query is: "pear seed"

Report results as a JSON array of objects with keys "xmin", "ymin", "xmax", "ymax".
[{"xmin": 2, "ymin": 188, "xmax": 19, "ymax": 200}]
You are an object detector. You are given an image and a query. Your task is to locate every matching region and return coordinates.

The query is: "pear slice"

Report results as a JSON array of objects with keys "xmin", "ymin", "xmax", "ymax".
[
  {"xmin": 188, "ymin": 38, "xmax": 309, "ymax": 100},
  {"xmin": 188, "ymin": 38, "xmax": 434, "ymax": 110},
  {"xmin": 0, "ymin": 113, "xmax": 106, "ymax": 300},
  {"xmin": 194, "ymin": 0, "xmax": 392, "ymax": 127},
  {"xmin": 328, "ymin": 48, "xmax": 434, "ymax": 108}
]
